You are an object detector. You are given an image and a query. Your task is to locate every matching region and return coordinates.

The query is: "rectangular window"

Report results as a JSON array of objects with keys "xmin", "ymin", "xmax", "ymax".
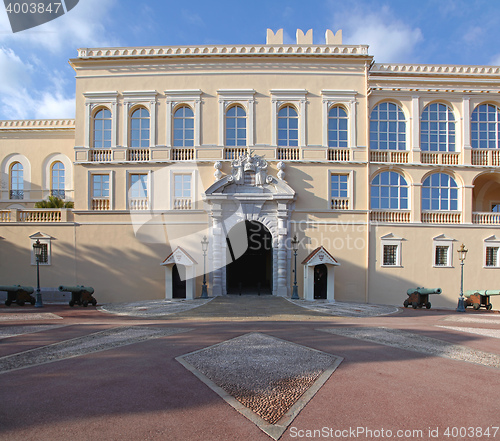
[
  {"xmin": 486, "ymin": 247, "xmax": 498, "ymax": 267},
  {"xmin": 92, "ymin": 174, "xmax": 109, "ymax": 198},
  {"xmin": 38, "ymin": 243, "xmax": 49, "ymax": 264},
  {"xmin": 435, "ymin": 246, "xmax": 448, "ymax": 266},
  {"xmin": 331, "ymin": 174, "xmax": 348, "ymax": 198},
  {"xmin": 383, "ymin": 245, "xmax": 398, "ymax": 266},
  {"xmin": 492, "ymin": 204, "xmax": 500, "ymax": 212},
  {"xmin": 174, "ymin": 174, "xmax": 191, "ymax": 198},
  {"xmin": 130, "ymin": 174, "xmax": 148, "ymax": 198}
]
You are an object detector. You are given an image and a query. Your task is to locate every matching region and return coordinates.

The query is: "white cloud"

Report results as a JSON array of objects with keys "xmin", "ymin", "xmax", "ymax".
[
  {"xmin": 332, "ymin": 5, "xmax": 423, "ymax": 63},
  {"xmin": 0, "ymin": 0, "xmax": 119, "ymax": 51},
  {"xmin": 0, "ymin": 47, "xmax": 74, "ymax": 120}
]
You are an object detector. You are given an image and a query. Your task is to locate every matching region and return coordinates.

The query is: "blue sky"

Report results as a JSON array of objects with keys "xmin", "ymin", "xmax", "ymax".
[{"xmin": 1, "ymin": 0, "xmax": 500, "ymax": 120}]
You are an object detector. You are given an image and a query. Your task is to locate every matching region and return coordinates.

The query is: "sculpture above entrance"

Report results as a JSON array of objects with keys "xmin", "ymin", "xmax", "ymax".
[{"xmin": 229, "ymin": 149, "xmax": 271, "ymax": 186}]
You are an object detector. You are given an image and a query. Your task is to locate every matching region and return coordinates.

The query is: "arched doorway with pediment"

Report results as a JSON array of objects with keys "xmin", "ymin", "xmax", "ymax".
[{"xmin": 226, "ymin": 220, "xmax": 273, "ymax": 294}]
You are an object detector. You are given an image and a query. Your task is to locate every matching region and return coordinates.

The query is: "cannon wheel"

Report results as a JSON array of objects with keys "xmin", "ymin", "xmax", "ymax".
[
  {"xmin": 69, "ymin": 300, "xmax": 75, "ymax": 307},
  {"xmin": 91, "ymin": 299, "xmax": 97, "ymax": 306},
  {"xmin": 403, "ymin": 300, "xmax": 409, "ymax": 308},
  {"xmin": 30, "ymin": 297, "xmax": 36, "ymax": 305},
  {"xmin": 412, "ymin": 302, "xmax": 418, "ymax": 309},
  {"xmin": 473, "ymin": 303, "xmax": 480, "ymax": 310},
  {"xmin": 487, "ymin": 303, "xmax": 493, "ymax": 310},
  {"xmin": 82, "ymin": 301, "xmax": 88, "ymax": 307},
  {"xmin": 5, "ymin": 299, "xmax": 11, "ymax": 306},
  {"xmin": 426, "ymin": 302, "xmax": 431, "ymax": 309},
  {"xmin": 16, "ymin": 300, "xmax": 25, "ymax": 306}
]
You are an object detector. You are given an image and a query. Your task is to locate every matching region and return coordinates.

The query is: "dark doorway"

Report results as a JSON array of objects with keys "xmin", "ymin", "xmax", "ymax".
[
  {"xmin": 314, "ymin": 264, "xmax": 327, "ymax": 299},
  {"xmin": 172, "ymin": 264, "xmax": 186, "ymax": 299},
  {"xmin": 226, "ymin": 220, "xmax": 273, "ymax": 294}
]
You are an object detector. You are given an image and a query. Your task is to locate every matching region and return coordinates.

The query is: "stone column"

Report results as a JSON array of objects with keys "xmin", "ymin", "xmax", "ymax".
[
  {"xmin": 211, "ymin": 204, "xmax": 224, "ymax": 296},
  {"xmin": 276, "ymin": 205, "xmax": 289, "ymax": 296}
]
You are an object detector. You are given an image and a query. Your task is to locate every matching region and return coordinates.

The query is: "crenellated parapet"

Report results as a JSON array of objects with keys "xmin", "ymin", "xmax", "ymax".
[{"xmin": 0, "ymin": 119, "xmax": 75, "ymax": 131}]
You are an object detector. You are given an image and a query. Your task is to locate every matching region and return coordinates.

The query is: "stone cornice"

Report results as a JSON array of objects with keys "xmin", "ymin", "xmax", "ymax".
[
  {"xmin": 371, "ymin": 63, "xmax": 500, "ymax": 77},
  {"xmin": 75, "ymin": 44, "xmax": 370, "ymax": 60},
  {"xmin": 0, "ymin": 119, "xmax": 75, "ymax": 131}
]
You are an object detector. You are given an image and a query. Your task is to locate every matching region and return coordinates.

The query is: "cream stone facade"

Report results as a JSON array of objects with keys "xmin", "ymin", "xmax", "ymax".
[{"xmin": 1, "ymin": 29, "xmax": 500, "ymax": 309}]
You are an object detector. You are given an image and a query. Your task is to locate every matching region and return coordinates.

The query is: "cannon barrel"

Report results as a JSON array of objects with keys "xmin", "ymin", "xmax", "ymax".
[
  {"xmin": 407, "ymin": 287, "xmax": 442, "ymax": 296},
  {"xmin": 0, "ymin": 285, "xmax": 34, "ymax": 294},
  {"xmin": 59, "ymin": 285, "xmax": 94, "ymax": 294},
  {"xmin": 465, "ymin": 289, "xmax": 500, "ymax": 297}
]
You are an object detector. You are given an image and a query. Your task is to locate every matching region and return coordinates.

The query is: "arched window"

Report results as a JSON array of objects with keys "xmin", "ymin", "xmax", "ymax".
[
  {"xmin": 369, "ymin": 102, "xmax": 406, "ymax": 150},
  {"xmin": 130, "ymin": 107, "xmax": 150, "ymax": 148},
  {"xmin": 471, "ymin": 104, "xmax": 500, "ymax": 149},
  {"xmin": 51, "ymin": 161, "xmax": 65, "ymax": 199},
  {"xmin": 10, "ymin": 162, "xmax": 24, "ymax": 200},
  {"xmin": 422, "ymin": 173, "xmax": 458, "ymax": 211},
  {"xmin": 278, "ymin": 105, "xmax": 298, "ymax": 147},
  {"xmin": 328, "ymin": 106, "xmax": 348, "ymax": 148},
  {"xmin": 226, "ymin": 105, "xmax": 246, "ymax": 146},
  {"xmin": 173, "ymin": 106, "xmax": 194, "ymax": 147},
  {"xmin": 93, "ymin": 108, "xmax": 112, "ymax": 148},
  {"xmin": 421, "ymin": 103, "xmax": 455, "ymax": 152},
  {"xmin": 371, "ymin": 171, "xmax": 408, "ymax": 209}
]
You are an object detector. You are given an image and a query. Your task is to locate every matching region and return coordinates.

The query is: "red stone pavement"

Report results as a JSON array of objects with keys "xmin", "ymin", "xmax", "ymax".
[{"xmin": 0, "ymin": 300, "xmax": 499, "ymax": 441}]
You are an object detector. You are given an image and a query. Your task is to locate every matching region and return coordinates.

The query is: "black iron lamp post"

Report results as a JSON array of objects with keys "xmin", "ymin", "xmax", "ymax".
[
  {"xmin": 456, "ymin": 243, "xmax": 468, "ymax": 312},
  {"xmin": 33, "ymin": 239, "xmax": 43, "ymax": 308},
  {"xmin": 291, "ymin": 234, "xmax": 299, "ymax": 300},
  {"xmin": 201, "ymin": 235, "xmax": 209, "ymax": 299}
]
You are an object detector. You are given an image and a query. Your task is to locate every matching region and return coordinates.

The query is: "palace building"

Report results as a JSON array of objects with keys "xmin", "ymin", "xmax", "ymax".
[{"xmin": 1, "ymin": 29, "xmax": 499, "ymax": 309}]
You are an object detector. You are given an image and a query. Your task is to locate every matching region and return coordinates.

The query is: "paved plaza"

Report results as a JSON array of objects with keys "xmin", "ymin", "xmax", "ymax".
[{"xmin": 0, "ymin": 296, "xmax": 499, "ymax": 441}]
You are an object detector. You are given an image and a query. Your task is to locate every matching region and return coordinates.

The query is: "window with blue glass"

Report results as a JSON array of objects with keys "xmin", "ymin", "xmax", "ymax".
[
  {"xmin": 331, "ymin": 174, "xmax": 348, "ymax": 198},
  {"xmin": 369, "ymin": 102, "xmax": 406, "ymax": 150},
  {"xmin": 226, "ymin": 105, "xmax": 246, "ymax": 146},
  {"xmin": 130, "ymin": 107, "xmax": 150, "ymax": 148},
  {"xmin": 10, "ymin": 162, "xmax": 24, "ymax": 200},
  {"xmin": 421, "ymin": 103, "xmax": 455, "ymax": 152},
  {"xmin": 471, "ymin": 104, "xmax": 500, "ymax": 149},
  {"xmin": 51, "ymin": 161, "xmax": 65, "ymax": 199},
  {"xmin": 130, "ymin": 174, "xmax": 148, "ymax": 198},
  {"xmin": 328, "ymin": 106, "xmax": 348, "ymax": 148},
  {"xmin": 93, "ymin": 108, "xmax": 112, "ymax": 148},
  {"xmin": 278, "ymin": 105, "xmax": 298, "ymax": 146},
  {"xmin": 173, "ymin": 106, "xmax": 194, "ymax": 147},
  {"xmin": 422, "ymin": 173, "xmax": 458, "ymax": 211},
  {"xmin": 92, "ymin": 174, "xmax": 109, "ymax": 198},
  {"xmin": 371, "ymin": 171, "xmax": 408, "ymax": 210}
]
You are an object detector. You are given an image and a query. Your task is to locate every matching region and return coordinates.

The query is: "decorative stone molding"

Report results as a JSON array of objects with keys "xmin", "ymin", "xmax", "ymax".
[
  {"xmin": 217, "ymin": 89, "xmax": 256, "ymax": 147},
  {"xmin": 214, "ymin": 161, "xmax": 222, "ymax": 181},
  {"xmin": 371, "ymin": 63, "xmax": 500, "ymax": 76},
  {"xmin": 0, "ymin": 119, "xmax": 75, "ymax": 130},
  {"xmin": 77, "ymin": 44, "xmax": 370, "ymax": 59}
]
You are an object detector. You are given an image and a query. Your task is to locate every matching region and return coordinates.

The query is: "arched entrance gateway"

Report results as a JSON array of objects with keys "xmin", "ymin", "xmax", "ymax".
[
  {"xmin": 226, "ymin": 220, "xmax": 273, "ymax": 294},
  {"xmin": 204, "ymin": 151, "xmax": 296, "ymax": 296}
]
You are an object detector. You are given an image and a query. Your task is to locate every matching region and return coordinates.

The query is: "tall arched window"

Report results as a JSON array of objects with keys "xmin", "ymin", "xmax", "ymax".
[
  {"xmin": 328, "ymin": 106, "xmax": 348, "ymax": 148},
  {"xmin": 173, "ymin": 106, "xmax": 194, "ymax": 147},
  {"xmin": 93, "ymin": 108, "xmax": 112, "ymax": 148},
  {"xmin": 51, "ymin": 161, "xmax": 65, "ymax": 199},
  {"xmin": 369, "ymin": 102, "xmax": 406, "ymax": 150},
  {"xmin": 226, "ymin": 105, "xmax": 246, "ymax": 146},
  {"xmin": 422, "ymin": 173, "xmax": 458, "ymax": 211},
  {"xmin": 278, "ymin": 105, "xmax": 298, "ymax": 147},
  {"xmin": 471, "ymin": 104, "xmax": 500, "ymax": 149},
  {"xmin": 10, "ymin": 162, "xmax": 24, "ymax": 200},
  {"xmin": 371, "ymin": 171, "xmax": 408, "ymax": 209},
  {"xmin": 130, "ymin": 107, "xmax": 150, "ymax": 148},
  {"xmin": 421, "ymin": 103, "xmax": 455, "ymax": 152}
]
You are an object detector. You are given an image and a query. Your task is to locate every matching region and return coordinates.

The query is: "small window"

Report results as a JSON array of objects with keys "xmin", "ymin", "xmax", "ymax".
[
  {"xmin": 486, "ymin": 247, "xmax": 499, "ymax": 267},
  {"xmin": 383, "ymin": 244, "xmax": 398, "ymax": 266},
  {"xmin": 331, "ymin": 174, "xmax": 348, "ymax": 198},
  {"xmin": 278, "ymin": 106, "xmax": 298, "ymax": 147},
  {"xmin": 93, "ymin": 108, "xmax": 112, "ymax": 148},
  {"xmin": 10, "ymin": 162, "xmax": 24, "ymax": 200},
  {"xmin": 92, "ymin": 174, "xmax": 110, "ymax": 198},
  {"xmin": 51, "ymin": 161, "xmax": 65, "ymax": 199},
  {"xmin": 226, "ymin": 105, "xmax": 246, "ymax": 146},
  {"xmin": 130, "ymin": 174, "xmax": 148, "ymax": 198},
  {"xmin": 174, "ymin": 174, "xmax": 191, "ymax": 198},
  {"xmin": 492, "ymin": 204, "xmax": 500, "ymax": 212},
  {"xmin": 173, "ymin": 106, "xmax": 194, "ymax": 147},
  {"xmin": 435, "ymin": 245, "xmax": 449, "ymax": 266},
  {"xmin": 130, "ymin": 107, "xmax": 150, "ymax": 148},
  {"xmin": 328, "ymin": 106, "xmax": 348, "ymax": 148}
]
